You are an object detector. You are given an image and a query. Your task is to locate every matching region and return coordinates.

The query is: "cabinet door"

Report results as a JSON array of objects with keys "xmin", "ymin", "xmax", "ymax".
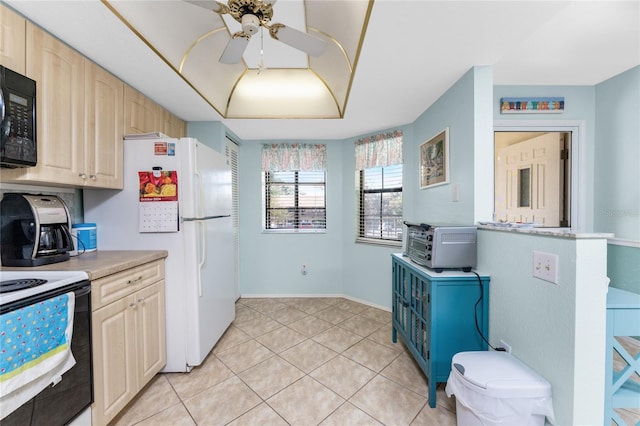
[
  {"xmin": 92, "ymin": 295, "xmax": 138, "ymax": 426},
  {"xmin": 124, "ymin": 85, "xmax": 158, "ymax": 135},
  {"xmin": 84, "ymin": 60, "xmax": 124, "ymax": 189},
  {"xmin": 0, "ymin": 4, "xmax": 26, "ymax": 73},
  {"xmin": 135, "ymin": 281, "xmax": 167, "ymax": 385},
  {"xmin": 24, "ymin": 23, "xmax": 84, "ymax": 185},
  {"xmin": 160, "ymin": 108, "xmax": 186, "ymax": 138}
]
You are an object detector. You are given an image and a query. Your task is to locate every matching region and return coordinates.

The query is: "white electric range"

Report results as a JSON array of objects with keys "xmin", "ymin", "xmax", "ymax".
[
  {"xmin": 0, "ymin": 269, "xmax": 93, "ymax": 425},
  {"xmin": 0, "ymin": 270, "xmax": 89, "ymax": 305}
]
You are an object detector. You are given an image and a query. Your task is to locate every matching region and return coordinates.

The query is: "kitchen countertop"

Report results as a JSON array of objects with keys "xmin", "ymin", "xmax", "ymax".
[
  {"xmin": 0, "ymin": 250, "xmax": 168, "ymax": 280},
  {"xmin": 477, "ymin": 224, "xmax": 614, "ymax": 239}
]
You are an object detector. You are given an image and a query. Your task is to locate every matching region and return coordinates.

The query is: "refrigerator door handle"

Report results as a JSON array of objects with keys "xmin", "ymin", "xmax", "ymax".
[
  {"xmin": 197, "ymin": 220, "xmax": 206, "ymax": 297},
  {"xmin": 194, "ymin": 167, "xmax": 203, "ymax": 218},
  {"xmin": 182, "ymin": 215, "xmax": 230, "ymax": 222}
]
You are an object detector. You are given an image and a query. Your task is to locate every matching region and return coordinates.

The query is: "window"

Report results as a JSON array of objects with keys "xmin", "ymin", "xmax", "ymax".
[
  {"xmin": 262, "ymin": 143, "xmax": 326, "ymax": 232},
  {"xmin": 355, "ymin": 131, "xmax": 403, "ymax": 244},
  {"xmin": 264, "ymin": 170, "xmax": 326, "ymax": 230},
  {"xmin": 518, "ymin": 167, "xmax": 531, "ymax": 208},
  {"xmin": 358, "ymin": 165, "xmax": 403, "ymax": 241}
]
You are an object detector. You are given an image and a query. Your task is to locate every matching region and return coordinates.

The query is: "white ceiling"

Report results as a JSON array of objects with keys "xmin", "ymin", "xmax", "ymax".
[{"xmin": 5, "ymin": 0, "xmax": 639, "ymax": 141}]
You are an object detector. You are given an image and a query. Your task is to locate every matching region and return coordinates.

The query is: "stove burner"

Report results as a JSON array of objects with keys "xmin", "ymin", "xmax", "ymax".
[{"xmin": 0, "ymin": 278, "xmax": 48, "ymax": 293}]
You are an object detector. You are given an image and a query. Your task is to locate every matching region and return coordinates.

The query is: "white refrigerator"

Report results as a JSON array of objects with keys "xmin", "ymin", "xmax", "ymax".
[{"xmin": 84, "ymin": 136, "xmax": 235, "ymax": 372}]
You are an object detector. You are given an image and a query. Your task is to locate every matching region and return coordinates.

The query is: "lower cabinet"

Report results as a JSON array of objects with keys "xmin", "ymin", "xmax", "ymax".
[
  {"xmin": 391, "ymin": 253, "xmax": 490, "ymax": 408},
  {"xmin": 91, "ymin": 260, "xmax": 166, "ymax": 426}
]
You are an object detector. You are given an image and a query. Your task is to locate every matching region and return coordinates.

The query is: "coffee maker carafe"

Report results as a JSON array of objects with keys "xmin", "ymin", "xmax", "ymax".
[{"xmin": 1, "ymin": 193, "xmax": 73, "ymax": 266}]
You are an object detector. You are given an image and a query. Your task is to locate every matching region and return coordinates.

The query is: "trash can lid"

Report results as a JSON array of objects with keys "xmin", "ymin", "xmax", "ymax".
[{"xmin": 451, "ymin": 351, "xmax": 551, "ymax": 397}]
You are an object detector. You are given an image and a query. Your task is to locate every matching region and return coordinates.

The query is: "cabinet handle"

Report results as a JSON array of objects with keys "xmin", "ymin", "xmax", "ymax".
[
  {"xmin": 127, "ymin": 276, "xmax": 143, "ymax": 285},
  {"xmin": 129, "ymin": 303, "xmax": 137, "ymax": 309},
  {"xmin": 137, "ymin": 297, "xmax": 145, "ymax": 303},
  {"xmin": 79, "ymin": 173, "xmax": 87, "ymax": 179},
  {"xmin": 89, "ymin": 174, "xmax": 97, "ymax": 180}
]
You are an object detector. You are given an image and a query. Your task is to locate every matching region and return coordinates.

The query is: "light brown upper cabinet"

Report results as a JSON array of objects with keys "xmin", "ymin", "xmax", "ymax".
[
  {"xmin": 1, "ymin": 10, "xmax": 183, "ymax": 188},
  {"xmin": 2, "ymin": 23, "xmax": 124, "ymax": 189},
  {"xmin": 124, "ymin": 85, "xmax": 186, "ymax": 138},
  {"xmin": 19, "ymin": 22, "xmax": 86, "ymax": 186},
  {"xmin": 84, "ymin": 60, "xmax": 124, "ymax": 189},
  {"xmin": 161, "ymin": 107, "xmax": 186, "ymax": 139},
  {"xmin": 0, "ymin": 4, "xmax": 26, "ymax": 74},
  {"xmin": 124, "ymin": 85, "xmax": 159, "ymax": 136}
]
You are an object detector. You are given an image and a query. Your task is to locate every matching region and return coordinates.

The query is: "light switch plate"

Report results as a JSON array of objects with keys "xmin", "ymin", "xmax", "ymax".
[{"xmin": 533, "ymin": 251, "xmax": 559, "ymax": 284}]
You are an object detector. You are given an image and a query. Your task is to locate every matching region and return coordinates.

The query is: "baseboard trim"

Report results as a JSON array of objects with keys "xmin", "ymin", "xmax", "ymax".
[{"xmin": 238, "ymin": 293, "xmax": 391, "ymax": 313}]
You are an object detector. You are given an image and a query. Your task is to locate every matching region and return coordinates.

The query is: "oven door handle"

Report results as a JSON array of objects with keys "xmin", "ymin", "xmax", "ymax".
[{"xmin": 73, "ymin": 284, "xmax": 91, "ymax": 297}]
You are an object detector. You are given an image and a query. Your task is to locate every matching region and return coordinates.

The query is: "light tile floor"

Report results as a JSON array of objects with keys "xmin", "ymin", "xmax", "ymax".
[{"xmin": 110, "ymin": 297, "xmax": 458, "ymax": 426}]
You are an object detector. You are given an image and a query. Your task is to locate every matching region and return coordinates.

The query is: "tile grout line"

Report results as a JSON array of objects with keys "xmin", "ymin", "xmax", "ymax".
[{"xmin": 122, "ymin": 297, "xmax": 452, "ymax": 425}]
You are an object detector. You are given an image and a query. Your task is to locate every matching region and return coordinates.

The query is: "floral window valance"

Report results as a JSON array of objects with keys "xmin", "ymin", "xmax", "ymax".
[
  {"xmin": 355, "ymin": 130, "xmax": 403, "ymax": 170},
  {"xmin": 262, "ymin": 143, "xmax": 326, "ymax": 172}
]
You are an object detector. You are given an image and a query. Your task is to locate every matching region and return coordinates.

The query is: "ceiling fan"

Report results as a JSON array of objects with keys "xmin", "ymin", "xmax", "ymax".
[{"xmin": 184, "ymin": 0, "xmax": 328, "ymax": 64}]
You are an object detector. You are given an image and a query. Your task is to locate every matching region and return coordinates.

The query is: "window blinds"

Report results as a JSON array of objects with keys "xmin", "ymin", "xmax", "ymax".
[{"xmin": 262, "ymin": 143, "xmax": 327, "ymax": 231}]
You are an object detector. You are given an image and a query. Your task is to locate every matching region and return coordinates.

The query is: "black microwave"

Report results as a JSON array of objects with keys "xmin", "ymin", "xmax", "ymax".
[{"xmin": 1, "ymin": 65, "xmax": 37, "ymax": 168}]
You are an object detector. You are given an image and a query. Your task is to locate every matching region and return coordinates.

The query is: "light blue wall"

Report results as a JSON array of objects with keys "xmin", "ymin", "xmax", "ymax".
[
  {"xmin": 493, "ymin": 85, "xmax": 597, "ymax": 231},
  {"xmin": 187, "ymin": 121, "xmax": 227, "ymax": 153},
  {"xmin": 235, "ymin": 67, "xmax": 494, "ymax": 308},
  {"xmin": 478, "ymin": 229, "xmax": 608, "ymax": 425},
  {"xmin": 238, "ymin": 140, "xmax": 346, "ymax": 298},
  {"xmin": 408, "ymin": 66, "xmax": 493, "ymax": 224},
  {"xmin": 339, "ymin": 124, "xmax": 411, "ymax": 309},
  {"xmin": 608, "ymin": 244, "xmax": 640, "ymax": 293},
  {"xmin": 229, "ymin": 64, "xmax": 625, "ymax": 424},
  {"xmin": 594, "ymin": 66, "xmax": 640, "ymax": 241},
  {"xmin": 594, "ymin": 66, "xmax": 640, "ymax": 294},
  {"xmin": 494, "ymin": 67, "xmax": 640, "ymax": 295}
]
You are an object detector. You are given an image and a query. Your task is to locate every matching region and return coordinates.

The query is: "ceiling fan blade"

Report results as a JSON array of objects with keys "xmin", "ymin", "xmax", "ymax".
[
  {"xmin": 220, "ymin": 35, "xmax": 250, "ymax": 64},
  {"xmin": 183, "ymin": 0, "xmax": 229, "ymax": 14},
  {"xmin": 269, "ymin": 24, "xmax": 327, "ymax": 57}
]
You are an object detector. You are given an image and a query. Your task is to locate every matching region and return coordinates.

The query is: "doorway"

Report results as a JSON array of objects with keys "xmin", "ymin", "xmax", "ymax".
[{"xmin": 494, "ymin": 131, "xmax": 571, "ymax": 227}]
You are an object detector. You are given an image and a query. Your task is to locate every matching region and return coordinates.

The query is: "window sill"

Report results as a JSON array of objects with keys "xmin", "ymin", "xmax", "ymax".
[
  {"xmin": 262, "ymin": 229, "xmax": 326, "ymax": 235},
  {"xmin": 355, "ymin": 237, "xmax": 402, "ymax": 248}
]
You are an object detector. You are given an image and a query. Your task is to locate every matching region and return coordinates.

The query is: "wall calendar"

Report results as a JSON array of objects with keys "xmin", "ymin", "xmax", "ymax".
[{"xmin": 138, "ymin": 169, "xmax": 179, "ymax": 232}]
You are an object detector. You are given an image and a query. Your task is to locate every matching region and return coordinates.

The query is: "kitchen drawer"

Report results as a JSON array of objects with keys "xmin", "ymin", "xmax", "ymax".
[{"xmin": 91, "ymin": 260, "xmax": 164, "ymax": 310}]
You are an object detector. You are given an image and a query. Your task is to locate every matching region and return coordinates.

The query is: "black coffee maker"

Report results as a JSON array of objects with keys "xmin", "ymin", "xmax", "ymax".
[{"xmin": 1, "ymin": 193, "xmax": 73, "ymax": 266}]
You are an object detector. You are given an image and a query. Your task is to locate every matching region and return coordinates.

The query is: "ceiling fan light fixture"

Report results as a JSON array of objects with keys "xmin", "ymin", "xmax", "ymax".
[{"xmin": 241, "ymin": 13, "xmax": 260, "ymax": 35}]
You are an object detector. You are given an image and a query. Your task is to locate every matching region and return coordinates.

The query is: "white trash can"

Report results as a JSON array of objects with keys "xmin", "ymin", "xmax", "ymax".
[{"xmin": 445, "ymin": 351, "xmax": 555, "ymax": 426}]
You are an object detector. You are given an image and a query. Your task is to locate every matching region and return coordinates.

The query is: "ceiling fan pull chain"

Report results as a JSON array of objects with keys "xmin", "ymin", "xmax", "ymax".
[{"xmin": 258, "ymin": 26, "xmax": 265, "ymax": 74}]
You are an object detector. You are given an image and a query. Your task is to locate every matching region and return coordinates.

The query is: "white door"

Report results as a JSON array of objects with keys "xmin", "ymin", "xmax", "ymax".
[{"xmin": 495, "ymin": 133, "xmax": 564, "ymax": 225}]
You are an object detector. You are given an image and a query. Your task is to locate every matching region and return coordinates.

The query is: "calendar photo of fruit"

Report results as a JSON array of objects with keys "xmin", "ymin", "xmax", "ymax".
[{"xmin": 138, "ymin": 170, "xmax": 178, "ymax": 201}]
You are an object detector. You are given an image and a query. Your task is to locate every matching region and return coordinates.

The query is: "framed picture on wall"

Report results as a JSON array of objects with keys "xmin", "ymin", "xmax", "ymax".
[{"xmin": 420, "ymin": 128, "xmax": 449, "ymax": 189}]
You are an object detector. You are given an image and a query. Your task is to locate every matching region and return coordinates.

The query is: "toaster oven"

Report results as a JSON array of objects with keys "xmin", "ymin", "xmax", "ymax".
[{"xmin": 404, "ymin": 222, "xmax": 477, "ymax": 272}]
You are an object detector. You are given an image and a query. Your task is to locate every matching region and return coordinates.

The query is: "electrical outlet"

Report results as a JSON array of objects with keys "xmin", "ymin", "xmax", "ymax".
[
  {"xmin": 499, "ymin": 339, "xmax": 512, "ymax": 353},
  {"xmin": 532, "ymin": 251, "xmax": 559, "ymax": 284}
]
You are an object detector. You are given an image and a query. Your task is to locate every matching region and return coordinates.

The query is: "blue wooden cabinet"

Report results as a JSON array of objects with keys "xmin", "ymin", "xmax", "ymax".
[
  {"xmin": 391, "ymin": 253, "xmax": 490, "ymax": 408},
  {"xmin": 604, "ymin": 287, "xmax": 640, "ymax": 425}
]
